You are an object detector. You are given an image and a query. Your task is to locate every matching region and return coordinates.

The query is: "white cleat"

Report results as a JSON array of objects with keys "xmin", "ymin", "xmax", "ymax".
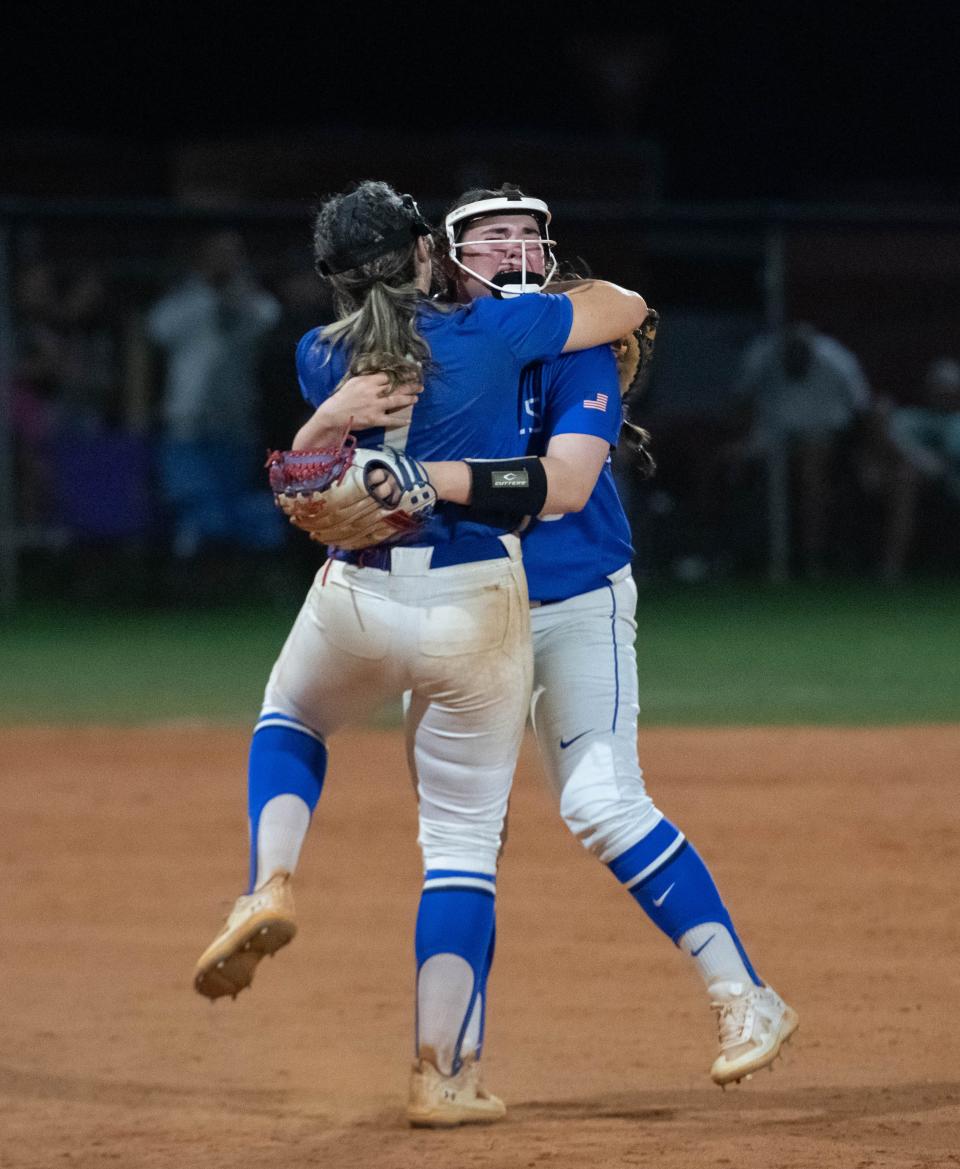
[
  {"xmin": 194, "ymin": 872, "xmax": 297, "ymax": 1000},
  {"xmin": 709, "ymin": 982, "xmax": 799, "ymax": 1087},
  {"xmin": 407, "ymin": 1057, "xmax": 506, "ymax": 1128}
]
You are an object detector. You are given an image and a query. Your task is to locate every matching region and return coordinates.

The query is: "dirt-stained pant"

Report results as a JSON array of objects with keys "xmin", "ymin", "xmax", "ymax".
[{"xmin": 263, "ymin": 536, "xmax": 532, "ymax": 875}]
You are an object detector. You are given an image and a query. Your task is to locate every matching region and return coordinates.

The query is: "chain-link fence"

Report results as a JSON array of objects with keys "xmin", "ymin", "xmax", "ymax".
[{"xmin": 2, "ymin": 197, "xmax": 960, "ymax": 608}]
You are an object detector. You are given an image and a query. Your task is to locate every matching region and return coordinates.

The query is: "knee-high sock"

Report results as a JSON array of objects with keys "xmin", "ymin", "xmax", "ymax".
[
  {"xmin": 608, "ymin": 818, "xmax": 762, "ymax": 990},
  {"xmin": 247, "ymin": 714, "xmax": 327, "ymax": 892},
  {"xmin": 415, "ymin": 871, "xmax": 496, "ymax": 1076}
]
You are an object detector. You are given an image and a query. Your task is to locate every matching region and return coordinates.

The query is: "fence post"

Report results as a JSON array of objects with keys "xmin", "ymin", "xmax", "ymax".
[
  {"xmin": 762, "ymin": 223, "xmax": 790, "ymax": 582},
  {"xmin": 0, "ymin": 224, "xmax": 17, "ymax": 611}
]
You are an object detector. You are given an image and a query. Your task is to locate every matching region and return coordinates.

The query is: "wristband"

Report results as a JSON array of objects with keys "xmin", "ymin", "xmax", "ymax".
[{"xmin": 465, "ymin": 457, "xmax": 548, "ymax": 525}]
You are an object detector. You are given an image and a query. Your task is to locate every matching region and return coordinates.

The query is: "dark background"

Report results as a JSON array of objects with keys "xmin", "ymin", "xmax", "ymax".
[
  {"xmin": 3, "ymin": 2, "xmax": 958, "ymax": 201},
  {"xmin": 3, "ymin": 2, "xmax": 960, "ymax": 606}
]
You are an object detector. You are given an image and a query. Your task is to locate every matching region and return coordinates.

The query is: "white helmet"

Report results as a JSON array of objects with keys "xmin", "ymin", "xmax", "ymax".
[{"xmin": 444, "ymin": 191, "xmax": 558, "ymax": 298}]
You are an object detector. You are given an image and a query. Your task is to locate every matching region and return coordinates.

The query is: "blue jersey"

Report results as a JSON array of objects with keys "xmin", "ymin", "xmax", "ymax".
[
  {"xmin": 520, "ymin": 346, "xmax": 633, "ymax": 602},
  {"xmin": 296, "ymin": 293, "xmax": 574, "ymax": 550}
]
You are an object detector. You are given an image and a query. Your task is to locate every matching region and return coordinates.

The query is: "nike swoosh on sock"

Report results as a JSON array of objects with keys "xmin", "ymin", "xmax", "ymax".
[
  {"xmin": 651, "ymin": 883, "xmax": 675, "ymax": 908},
  {"xmin": 691, "ymin": 932, "xmax": 716, "ymax": 958}
]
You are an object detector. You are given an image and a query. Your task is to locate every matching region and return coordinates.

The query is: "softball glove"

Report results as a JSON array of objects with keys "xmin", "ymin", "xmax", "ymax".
[
  {"xmin": 614, "ymin": 307, "xmax": 659, "ymax": 404},
  {"xmin": 266, "ymin": 439, "xmax": 436, "ymax": 550}
]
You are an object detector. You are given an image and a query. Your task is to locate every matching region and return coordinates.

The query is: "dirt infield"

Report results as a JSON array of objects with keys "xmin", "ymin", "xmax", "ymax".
[{"xmin": 2, "ymin": 724, "xmax": 959, "ymax": 1169}]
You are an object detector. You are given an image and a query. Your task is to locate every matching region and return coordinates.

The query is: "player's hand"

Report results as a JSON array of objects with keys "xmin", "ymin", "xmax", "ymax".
[
  {"xmin": 333, "ymin": 372, "xmax": 423, "ymax": 430},
  {"xmin": 365, "ymin": 464, "xmax": 399, "ymax": 506},
  {"xmin": 267, "ymin": 444, "xmax": 436, "ymax": 549},
  {"xmin": 292, "ymin": 374, "xmax": 422, "ymax": 449}
]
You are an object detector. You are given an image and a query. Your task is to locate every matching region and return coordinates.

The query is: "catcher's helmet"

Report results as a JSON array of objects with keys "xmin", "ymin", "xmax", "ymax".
[{"xmin": 445, "ymin": 188, "xmax": 558, "ymax": 298}]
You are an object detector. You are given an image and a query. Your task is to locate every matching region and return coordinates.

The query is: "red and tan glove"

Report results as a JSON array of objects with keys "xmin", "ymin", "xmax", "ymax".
[{"xmin": 266, "ymin": 439, "xmax": 436, "ymax": 550}]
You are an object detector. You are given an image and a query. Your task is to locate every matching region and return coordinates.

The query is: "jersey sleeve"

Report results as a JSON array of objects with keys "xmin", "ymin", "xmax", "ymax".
[
  {"xmin": 295, "ymin": 328, "xmax": 346, "ymax": 408},
  {"xmin": 542, "ymin": 345, "xmax": 622, "ymax": 444},
  {"xmin": 483, "ymin": 293, "xmax": 574, "ymax": 365}
]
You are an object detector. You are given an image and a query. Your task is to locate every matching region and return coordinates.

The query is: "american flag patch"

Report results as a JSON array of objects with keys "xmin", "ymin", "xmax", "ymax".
[{"xmin": 583, "ymin": 392, "xmax": 609, "ymax": 411}]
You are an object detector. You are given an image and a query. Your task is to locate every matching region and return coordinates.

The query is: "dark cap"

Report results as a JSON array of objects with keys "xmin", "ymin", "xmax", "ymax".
[{"xmin": 316, "ymin": 189, "xmax": 432, "ymax": 276}]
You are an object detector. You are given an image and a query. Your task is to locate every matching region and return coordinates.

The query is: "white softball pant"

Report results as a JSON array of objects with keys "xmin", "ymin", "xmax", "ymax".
[
  {"xmin": 529, "ymin": 565, "xmax": 662, "ymax": 863},
  {"xmin": 263, "ymin": 536, "xmax": 533, "ymax": 874}
]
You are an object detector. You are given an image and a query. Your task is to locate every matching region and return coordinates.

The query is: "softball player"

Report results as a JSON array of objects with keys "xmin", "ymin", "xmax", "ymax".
[
  {"xmin": 193, "ymin": 180, "xmax": 648, "ymax": 1128},
  {"xmin": 439, "ymin": 186, "xmax": 799, "ymax": 1091}
]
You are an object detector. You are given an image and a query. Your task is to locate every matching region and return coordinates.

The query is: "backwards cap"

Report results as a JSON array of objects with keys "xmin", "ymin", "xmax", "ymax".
[{"xmin": 316, "ymin": 187, "xmax": 432, "ymax": 276}]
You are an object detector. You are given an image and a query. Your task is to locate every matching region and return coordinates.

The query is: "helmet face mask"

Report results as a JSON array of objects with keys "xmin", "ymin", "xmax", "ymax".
[{"xmin": 445, "ymin": 194, "xmax": 558, "ymax": 299}]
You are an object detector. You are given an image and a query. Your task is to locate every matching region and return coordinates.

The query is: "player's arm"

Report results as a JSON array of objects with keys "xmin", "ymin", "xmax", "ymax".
[
  {"xmin": 423, "ymin": 433, "xmax": 609, "ymax": 518},
  {"xmin": 561, "ymin": 281, "xmax": 648, "ymax": 353},
  {"xmin": 535, "ymin": 433, "xmax": 611, "ymax": 513},
  {"xmin": 886, "ymin": 409, "xmax": 947, "ymax": 478},
  {"xmin": 146, "ymin": 290, "xmax": 199, "ymax": 345},
  {"xmin": 292, "ymin": 373, "xmax": 422, "ymax": 450}
]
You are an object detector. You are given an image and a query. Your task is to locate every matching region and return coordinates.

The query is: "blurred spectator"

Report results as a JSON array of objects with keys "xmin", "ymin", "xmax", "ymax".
[
  {"xmin": 146, "ymin": 231, "xmax": 283, "ymax": 559},
  {"xmin": 52, "ymin": 267, "xmax": 152, "ymax": 550},
  {"xmin": 13, "ymin": 262, "xmax": 63, "ymax": 396},
  {"xmin": 880, "ymin": 358, "xmax": 960, "ymax": 581},
  {"xmin": 58, "ymin": 267, "xmax": 122, "ymax": 431},
  {"xmin": 733, "ymin": 322, "xmax": 873, "ymax": 579}
]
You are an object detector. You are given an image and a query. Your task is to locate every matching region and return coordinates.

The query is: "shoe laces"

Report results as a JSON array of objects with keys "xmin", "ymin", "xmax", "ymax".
[{"xmin": 712, "ymin": 990, "xmax": 758, "ymax": 1047}]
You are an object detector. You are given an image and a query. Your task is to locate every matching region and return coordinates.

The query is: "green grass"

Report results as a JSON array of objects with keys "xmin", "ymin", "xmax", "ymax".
[
  {"xmin": 1, "ymin": 579, "xmax": 958, "ymax": 726},
  {"xmin": 0, "ymin": 605, "xmax": 293, "ymax": 725},
  {"xmin": 633, "ymin": 579, "xmax": 960, "ymax": 724}
]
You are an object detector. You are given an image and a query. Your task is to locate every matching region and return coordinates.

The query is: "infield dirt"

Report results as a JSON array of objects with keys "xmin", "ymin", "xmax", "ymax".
[{"xmin": 2, "ymin": 724, "xmax": 958, "ymax": 1169}]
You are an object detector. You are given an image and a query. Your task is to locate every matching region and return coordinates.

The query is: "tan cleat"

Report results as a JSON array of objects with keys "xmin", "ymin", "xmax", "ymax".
[
  {"xmin": 709, "ymin": 981, "xmax": 799, "ymax": 1086},
  {"xmin": 194, "ymin": 872, "xmax": 297, "ymax": 1000},
  {"xmin": 407, "ymin": 1057, "xmax": 506, "ymax": 1128}
]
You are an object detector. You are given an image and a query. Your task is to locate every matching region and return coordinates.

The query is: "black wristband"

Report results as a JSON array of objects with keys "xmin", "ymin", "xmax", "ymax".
[{"xmin": 465, "ymin": 457, "xmax": 548, "ymax": 526}]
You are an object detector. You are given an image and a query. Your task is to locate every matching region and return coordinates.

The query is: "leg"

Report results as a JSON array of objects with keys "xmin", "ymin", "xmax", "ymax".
[
  {"xmin": 405, "ymin": 690, "xmax": 500, "ymax": 1100},
  {"xmin": 194, "ymin": 563, "xmax": 393, "ymax": 999},
  {"xmin": 193, "ymin": 712, "xmax": 326, "ymax": 1000},
  {"xmin": 158, "ymin": 436, "xmax": 225, "ymax": 559},
  {"xmin": 796, "ymin": 436, "xmax": 834, "ymax": 578},
  {"xmin": 530, "ymin": 573, "xmax": 797, "ymax": 1083},
  {"xmin": 764, "ymin": 437, "xmax": 791, "ymax": 582},
  {"xmin": 404, "ymin": 549, "xmax": 532, "ymax": 1125},
  {"xmin": 882, "ymin": 461, "xmax": 920, "ymax": 582}
]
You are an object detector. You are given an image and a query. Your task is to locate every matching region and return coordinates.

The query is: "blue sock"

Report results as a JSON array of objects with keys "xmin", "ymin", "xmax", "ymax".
[
  {"xmin": 608, "ymin": 818, "xmax": 761, "ymax": 986},
  {"xmin": 415, "ymin": 870, "xmax": 496, "ymax": 1073},
  {"xmin": 247, "ymin": 714, "xmax": 327, "ymax": 893}
]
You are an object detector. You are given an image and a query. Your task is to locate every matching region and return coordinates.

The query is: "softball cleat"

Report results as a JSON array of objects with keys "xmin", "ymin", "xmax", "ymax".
[
  {"xmin": 194, "ymin": 871, "xmax": 296, "ymax": 1000},
  {"xmin": 709, "ymin": 982, "xmax": 799, "ymax": 1087},
  {"xmin": 407, "ymin": 1057, "xmax": 506, "ymax": 1128}
]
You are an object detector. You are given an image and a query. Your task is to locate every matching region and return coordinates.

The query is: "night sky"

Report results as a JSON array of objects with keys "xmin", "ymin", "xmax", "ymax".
[{"xmin": 3, "ymin": 2, "xmax": 958, "ymax": 200}]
